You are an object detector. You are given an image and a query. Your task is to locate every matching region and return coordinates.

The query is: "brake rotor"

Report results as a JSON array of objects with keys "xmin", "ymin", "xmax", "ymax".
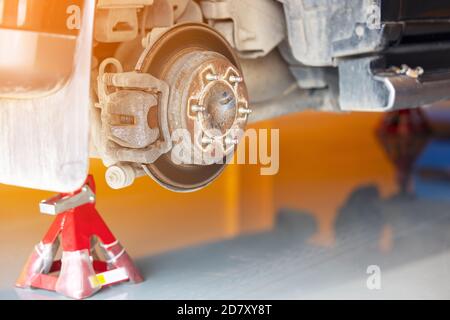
[{"xmin": 136, "ymin": 23, "xmax": 249, "ymax": 192}]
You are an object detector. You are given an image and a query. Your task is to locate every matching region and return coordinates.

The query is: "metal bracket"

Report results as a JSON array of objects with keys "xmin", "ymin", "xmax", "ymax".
[
  {"xmin": 95, "ymin": 0, "xmax": 154, "ymax": 43},
  {"xmin": 39, "ymin": 185, "xmax": 96, "ymax": 216},
  {"xmin": 96, "ymin": 58, "xmax": 172, "ymax": 165}
]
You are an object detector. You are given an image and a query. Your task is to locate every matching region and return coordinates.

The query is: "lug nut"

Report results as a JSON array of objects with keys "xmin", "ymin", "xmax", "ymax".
[
  {"xmin": 239, "ymin": 107, "xmax": 252, "ymax": 115},
  {"xmin": 206, "ymin": 73, "xmax": 219, "ymax": 81},
  {"xmin": 229, "ymin": 75, "xmax": 243, "ymax": 83},
  {"xmin": 191, "ymin": 105, "xmax": 206, "ymax": 113}
]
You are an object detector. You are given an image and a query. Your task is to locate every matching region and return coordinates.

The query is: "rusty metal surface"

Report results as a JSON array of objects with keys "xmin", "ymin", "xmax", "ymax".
[{"xmin": 137, "ymin": 24, "xmax": 249, "ymax": 192}]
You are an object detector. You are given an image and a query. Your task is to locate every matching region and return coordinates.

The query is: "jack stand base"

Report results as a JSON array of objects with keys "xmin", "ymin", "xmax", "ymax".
[{"xmin": 16, "ymin": 175, "xmax": 143, "ymax": 299}]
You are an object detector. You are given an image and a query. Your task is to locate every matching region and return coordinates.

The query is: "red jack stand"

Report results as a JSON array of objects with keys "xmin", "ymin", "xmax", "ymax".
[
  {"xmin": 16, "ymin": 175, "xmax": 143, "ymax": 299},
  {"xmin": 378, "ymin": 109, "xmax": 431, "ymax": 137},
  {"xmin": 377, "ymin": 109, "xmax": 431, "ymax": 195}
]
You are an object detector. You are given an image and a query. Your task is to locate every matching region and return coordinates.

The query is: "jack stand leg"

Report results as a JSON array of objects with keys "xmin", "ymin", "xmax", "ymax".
[
  {"xmin": 16, "ymin": 240, "xmax": 59, "ymax": 289},
  {"xmin": 16, "ymin": 175, "xmax": 143, "ymax": 299},
  {"xmin": 55, "ymin": 249, "xmax": 101, "ymax": 299},
  {"xmin": 100, "ymin": 241, "xmax": 144, "ymax": 283}
]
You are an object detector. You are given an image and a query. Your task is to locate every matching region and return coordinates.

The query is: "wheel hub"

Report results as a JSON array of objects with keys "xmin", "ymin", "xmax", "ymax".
[{"xmin": 136, "ymin": 23, "xmax": 250, "ymax": 192}]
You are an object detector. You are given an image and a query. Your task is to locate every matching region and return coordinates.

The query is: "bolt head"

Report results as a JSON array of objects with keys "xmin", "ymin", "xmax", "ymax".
[{"xmin": 105, "ymin": 165, "xmax": 135, "ymax": 190}]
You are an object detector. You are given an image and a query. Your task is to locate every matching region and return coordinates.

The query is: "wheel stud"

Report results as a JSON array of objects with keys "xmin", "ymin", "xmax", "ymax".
[
  {"xmin": 206, "ymin": 73, "xmax": 219, "ymax": 81},
  {"xmin": 229, "ymin": 75, "xmax": 243, "ymax": 83},
  {"xmin": 239, "ymin": 107, "xmax": 252, "ymax": 115},
  {"xmin": 191, "ymin": 105, "xmax": 206, "ymax": 113}
]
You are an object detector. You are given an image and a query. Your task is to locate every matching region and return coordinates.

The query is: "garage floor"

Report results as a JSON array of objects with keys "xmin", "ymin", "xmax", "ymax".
[
  {"xmin": 1, "ymin": 110, "xmax": 450, "ymax": 300},
  {"xmin": 2, "ymin": 197, "xmax": 450, "ymax": 300}
]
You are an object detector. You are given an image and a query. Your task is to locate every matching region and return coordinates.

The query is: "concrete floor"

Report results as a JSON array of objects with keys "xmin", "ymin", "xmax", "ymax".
[{"xmin": 1, "ymin": 194, "xmax": 450, "ymax": 300}]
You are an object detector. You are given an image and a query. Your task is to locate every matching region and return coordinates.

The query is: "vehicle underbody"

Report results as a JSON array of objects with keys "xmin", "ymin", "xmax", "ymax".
[{"xmin": 0, "ymin": 0, "xmax": 450, "ymax": 192}]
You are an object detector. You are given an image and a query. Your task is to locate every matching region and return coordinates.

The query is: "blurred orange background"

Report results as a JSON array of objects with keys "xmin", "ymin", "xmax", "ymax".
[{"xmin": 0, "ymin": 111, "xmax": 399, "ymax": 286}]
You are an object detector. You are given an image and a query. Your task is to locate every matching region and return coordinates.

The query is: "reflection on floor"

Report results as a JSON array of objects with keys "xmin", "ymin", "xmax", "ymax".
[{"xmin": 1, "ymin": 106, "xmax": 450, "ymax": 299}]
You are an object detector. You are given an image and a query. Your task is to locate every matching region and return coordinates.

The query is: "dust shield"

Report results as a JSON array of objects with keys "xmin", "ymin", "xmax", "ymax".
[{"xmin": 0, "ymin": 0, "xmax": 94, "ymax": 192}]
